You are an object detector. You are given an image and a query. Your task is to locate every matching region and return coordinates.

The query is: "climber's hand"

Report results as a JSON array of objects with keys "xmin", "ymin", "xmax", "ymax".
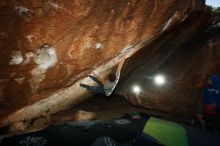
[{"xmin": 89, "ymin": 72, "xmax": 97, "ymax": 77}]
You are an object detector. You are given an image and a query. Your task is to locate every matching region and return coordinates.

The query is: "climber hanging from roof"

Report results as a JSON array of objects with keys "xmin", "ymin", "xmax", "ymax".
[{"xmin": 80, "ymin": 55, "xmax": 126, "ymax": 96}]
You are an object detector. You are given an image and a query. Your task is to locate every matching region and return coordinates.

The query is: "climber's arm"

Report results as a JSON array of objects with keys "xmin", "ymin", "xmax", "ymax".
[
  {"xmin": 90, "ymin": 73, "xmax": 105, "ymax": 85},
  {"xmin": 115, "ymin": 56, "xmax": 126, "ymax": 78},
  {"xmin": 96, "ymin": 75, "xmax": 105, "ymax": 85}
]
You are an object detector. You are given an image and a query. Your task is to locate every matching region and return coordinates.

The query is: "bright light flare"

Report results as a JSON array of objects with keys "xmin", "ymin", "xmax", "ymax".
[
  {"xmin": 132, "ymin": 85, "xmax": 141, "ymax": 93},
  {"xmin": 154, "ymin": 75, "xmax": 166, "ymax": 85}
]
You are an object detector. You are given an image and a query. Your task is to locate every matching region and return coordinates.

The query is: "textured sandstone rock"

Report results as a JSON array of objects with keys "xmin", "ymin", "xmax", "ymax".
[{"xmin": 0, "ymin": 0, "xmax": 208, "ymax": 126}]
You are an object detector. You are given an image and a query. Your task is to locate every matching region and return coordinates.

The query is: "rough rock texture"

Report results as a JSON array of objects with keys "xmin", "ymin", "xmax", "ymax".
[{"xmin": 0, "ymin": 0, "xmax": 209, "ymax": 127}]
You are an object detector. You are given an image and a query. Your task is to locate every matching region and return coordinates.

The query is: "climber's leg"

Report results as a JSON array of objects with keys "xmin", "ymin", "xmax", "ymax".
[{"xmin": 80, "ymin": 83, "xmax": 105, "ymax": 94}]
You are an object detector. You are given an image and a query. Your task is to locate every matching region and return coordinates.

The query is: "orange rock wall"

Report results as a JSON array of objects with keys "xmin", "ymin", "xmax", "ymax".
[{"xmin": 0, "ymin": 0, "xmax": 206, "ymax": 125}]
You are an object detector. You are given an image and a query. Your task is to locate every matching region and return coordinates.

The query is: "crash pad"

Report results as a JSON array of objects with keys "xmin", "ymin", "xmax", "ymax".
[{"xmin": 143, "ymin": 117, "xmax": 189, "ymax": 146}]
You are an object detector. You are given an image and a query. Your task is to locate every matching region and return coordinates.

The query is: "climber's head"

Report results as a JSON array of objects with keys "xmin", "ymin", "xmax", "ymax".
[
  {"xmin": 109, "ymin": 74, "xmax": 116, "ymax": 82},
  {"xmin": 208, "ymin": 73, "xmax": 220, "ymax": 85}
]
